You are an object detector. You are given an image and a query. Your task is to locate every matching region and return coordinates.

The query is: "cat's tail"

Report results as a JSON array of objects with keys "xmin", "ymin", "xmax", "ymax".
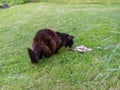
[{"xmin": 27, "ymin": 48, "xmax": 39, "ymax": 64}]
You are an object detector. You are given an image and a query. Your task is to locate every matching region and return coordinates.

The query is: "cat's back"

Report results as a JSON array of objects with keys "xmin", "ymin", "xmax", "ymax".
[
  {"xmin": 33, "ymin": 29, "xmax": 51, "ymax": 41},
  {"xmin": 36, "ymin": 29, "xmax": 56, "ymax": 35},
  {"xmin": 33, "ymin": 29, "xmax": 58, "ymax": 41}
]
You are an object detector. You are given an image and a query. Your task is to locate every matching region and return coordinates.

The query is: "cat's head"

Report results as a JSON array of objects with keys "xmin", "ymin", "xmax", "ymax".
[
  {"xmin": 64, "ymin": 35, "xmax": 74, "ymax": 48},
  {"xmin": 56, "ymin": 32, "xmax": 74, "ymax": 48}
]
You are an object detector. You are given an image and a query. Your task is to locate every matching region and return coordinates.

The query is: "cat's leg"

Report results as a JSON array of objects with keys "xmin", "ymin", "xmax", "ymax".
[
  {"xmin": 41, "ymin": 44, "xmax": 52, "ymax": 58},
  {"xmin": 55, "ymin": 49, "xmax": 58, "ymax": 53},
  {"xmin": 27, "ymin": 48, "xmax": 39, "ymax": 64},
  {"xmin": 45, "ymin": 36, "xmax": 57, "ymax": 53}
]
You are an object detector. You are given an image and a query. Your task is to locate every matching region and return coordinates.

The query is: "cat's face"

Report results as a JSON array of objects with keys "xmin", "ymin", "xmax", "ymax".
[
  {"xmin": 64, "ymin": 35, "xmax": 74, "ymax": 48},
  {"xmin": 56, "ymin": 32, "xmax": 74, "ymax": 48}
]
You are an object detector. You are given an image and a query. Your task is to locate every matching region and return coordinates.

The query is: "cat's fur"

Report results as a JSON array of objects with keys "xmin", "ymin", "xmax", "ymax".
[{"xmin": 27, "ymin": 29, "xmax": 74, "ymax": 64}]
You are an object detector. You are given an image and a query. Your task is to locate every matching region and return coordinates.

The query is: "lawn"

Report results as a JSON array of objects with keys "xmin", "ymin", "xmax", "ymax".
[{"xmin": 0, "ymin": 2, "xmax": 120, "ymax": 90}]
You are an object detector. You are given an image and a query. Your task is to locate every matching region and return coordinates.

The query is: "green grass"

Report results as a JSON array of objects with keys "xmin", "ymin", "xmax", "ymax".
[
  {"xmin": 0, "ymin": 3, "xmax": 120, "ymax": 90},
  {"xmin": 1, "ymin": 0, "xmax": 120, "ymax": 5},
  {"xmin": 38, "ymin": 0, "xmax": 120, "ymax": 4}
]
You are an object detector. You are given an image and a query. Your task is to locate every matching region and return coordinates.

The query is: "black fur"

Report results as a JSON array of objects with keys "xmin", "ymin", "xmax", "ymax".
[
  {"xmin": 56, "ymin": 32, "xmax": 74, "ymax": 48},
  {"xmin": 27, "ymin": 29, "xmax": 74, "ymax": 64}
]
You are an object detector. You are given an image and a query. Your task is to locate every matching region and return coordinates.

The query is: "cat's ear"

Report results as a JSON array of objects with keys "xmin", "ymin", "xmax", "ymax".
[
  {"xmin": 68, "ymin": 35, "xmax": 74, "ymax": 40},
  {"xmin": 27, "ymin": 48, "xmax": 39, "ymax": 64}
]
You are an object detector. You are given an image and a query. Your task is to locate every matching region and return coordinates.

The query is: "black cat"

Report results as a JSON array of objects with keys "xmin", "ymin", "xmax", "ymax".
[{"xmin": 27, "ymin": 29, "xmax": 74, "ymax": 64}]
